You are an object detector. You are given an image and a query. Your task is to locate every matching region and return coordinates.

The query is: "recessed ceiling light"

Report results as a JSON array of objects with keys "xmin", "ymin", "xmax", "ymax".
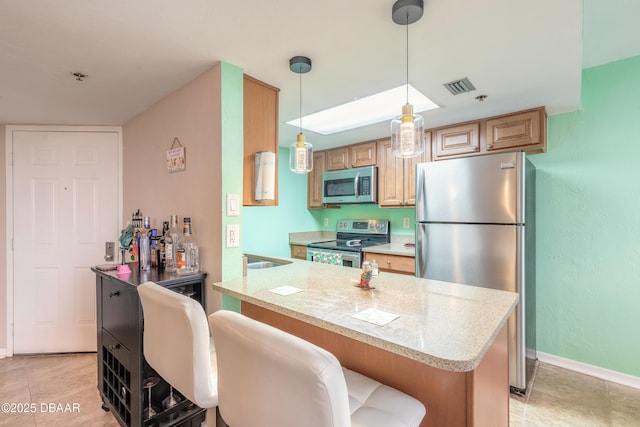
[{"xmin": 286, "ymin": 84, "xmax": 439, "ymax": 135}]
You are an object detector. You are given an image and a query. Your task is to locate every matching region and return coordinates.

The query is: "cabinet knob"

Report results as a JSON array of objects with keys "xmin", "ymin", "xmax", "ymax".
[
  {"xmin": 386, "ymin": 260, "xmax": 391, "ymax": 266},
  {"xmin": 109, "ymin": 291, "xmax": 120, "ymax": 298},
  {"xmin": 473, "ymin": 145, "xmax": 479, "ymax": 151},
  {"xmin": 487, "ymin": 143, "xmax": 494, "ymax": 149},
  {"xmin": 108, "ymin": 343, "xmax": 121, "ymax": 351}
]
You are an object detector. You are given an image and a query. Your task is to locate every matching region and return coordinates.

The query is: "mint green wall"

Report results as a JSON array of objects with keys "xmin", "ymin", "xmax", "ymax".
[
  {"xmin": 309, "ymin": 206, "xmax": 416, "ymax": 235},
  {"xmin": 220, "ymin": 62, "xmax": 244, "ymax": 311},
  {"xmin": 242, "ymin": 147, "xmax": 319, "ymax": 257},
  {"xmin": 243, "ymin": 147, "xmax": 416, "ymax": 256},
  {"xmin": 529, "ymin": 55, "xmax": 640, "ymax": 377}
]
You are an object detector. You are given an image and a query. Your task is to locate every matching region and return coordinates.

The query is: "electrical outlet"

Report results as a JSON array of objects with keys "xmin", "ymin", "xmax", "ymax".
[
  {"xmin": 324, "ymin": 218, "xmax": 329, "ymax": 227},
  {"xmin": 226, "ymin": 224, "xmax": 240, "ymax": 248},
  {"xmin": 403, "ymin": 217, "xmax": 410, "ymax": 228}
]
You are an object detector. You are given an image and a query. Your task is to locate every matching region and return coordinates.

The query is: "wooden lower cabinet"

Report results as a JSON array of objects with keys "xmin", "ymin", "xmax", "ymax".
[
  {"xmin": 93, "ymin": 267, "xmax": 208, "ymax": 427},
  {"xmin": 290, "ymin": 245, "xmax": 307, "ymax": 260},
  {"xmin": 363, "ymin": 252, "xmax": 415, "ymax": 275}
]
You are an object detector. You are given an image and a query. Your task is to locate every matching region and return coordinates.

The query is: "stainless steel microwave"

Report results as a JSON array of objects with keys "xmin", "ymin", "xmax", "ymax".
[{"xmin": 322, "ymin": 166, "xmax": 377, "ymax": 204}]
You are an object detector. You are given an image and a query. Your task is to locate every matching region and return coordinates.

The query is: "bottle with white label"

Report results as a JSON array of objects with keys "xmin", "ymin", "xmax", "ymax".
[
  {"xmin": 165, "ymin": 215, "xmax": 181, "ymax": 272},
  {"xmin": 176, "ymin": 217, "xmax": 199, "ymax": 274}
]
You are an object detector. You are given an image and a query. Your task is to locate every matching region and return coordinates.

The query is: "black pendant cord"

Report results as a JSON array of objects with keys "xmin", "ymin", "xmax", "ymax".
[
  {"xmin": 405, "ymin": 12, "xmax": 410, "ymax": 104},
  {"xmin": 299, "ymin": 71, "xmax": 303, "ymax": 135}
]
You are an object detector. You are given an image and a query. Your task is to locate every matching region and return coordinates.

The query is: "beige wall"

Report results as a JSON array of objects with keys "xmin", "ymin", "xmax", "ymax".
[
  {"xmin": 123, "ymin": 65, "xmax": 223, "ymax": 312},
  {"xmin": 0, "ymin": 125, "xmax": 6, "ymax": 350}
]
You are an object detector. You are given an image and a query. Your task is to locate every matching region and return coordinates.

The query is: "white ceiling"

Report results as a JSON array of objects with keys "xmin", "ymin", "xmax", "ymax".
[{"xmin": 1, "ymin": 0, "xmax": 639, "ymax": 150}]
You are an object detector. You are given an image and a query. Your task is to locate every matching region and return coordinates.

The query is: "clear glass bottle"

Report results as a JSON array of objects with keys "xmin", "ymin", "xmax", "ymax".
[
  {"xmin": 176, "ymin": 217, "xmax": 199, "ymax": 274},
  {"xmin": 371, "ymin": 259, "xmax": 379, "ymax": 276},
  {"xmin": 165, "ymin": 215, "xmax": 181, "ymax": 272}
]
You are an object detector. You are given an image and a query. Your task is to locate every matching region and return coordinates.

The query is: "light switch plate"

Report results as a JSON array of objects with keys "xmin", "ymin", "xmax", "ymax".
[
  {"xmin": 403, "ymin": 217, "xmax": 410, "ymax": 228},
  {"xmin": 226, "ymin": 224, "xmax": 240, "ymax": 248},
  {"xmin": 226, "ymin": 194, "xmax": 240, "ymax": 216}
]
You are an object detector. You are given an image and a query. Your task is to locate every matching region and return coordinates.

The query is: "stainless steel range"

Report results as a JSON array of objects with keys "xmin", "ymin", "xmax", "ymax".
[{"xmin": 306, "ymin": 219, "xmax": 390, "ymax": 268}]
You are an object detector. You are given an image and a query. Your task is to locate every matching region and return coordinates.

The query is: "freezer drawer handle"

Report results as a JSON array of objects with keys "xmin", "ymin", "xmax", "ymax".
[{"xmin": 500, "ymin": 162, "xmax": 515, "ymax": 169}]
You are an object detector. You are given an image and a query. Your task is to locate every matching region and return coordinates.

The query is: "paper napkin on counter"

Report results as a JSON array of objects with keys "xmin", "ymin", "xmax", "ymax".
[
  {"xmin": 352, "ymin": 308, "xmax": 399, "ymax": 326},
  {"xmin": 269, "ymin": 286, "xmax": 303, "ymax": 296}
]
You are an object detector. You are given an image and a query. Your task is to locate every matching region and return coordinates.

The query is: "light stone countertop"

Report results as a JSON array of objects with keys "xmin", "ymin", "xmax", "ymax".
[
  {"xmin": 362, "ymin": 241, "xmax": 416, "ymax": 257},
  {"xmin": 213, "ymin": 257, "xmax": 517, "ymax": 372},
  {"xmin": 289, "ymin": 231, "xmax": 336, "ymax": 246}
]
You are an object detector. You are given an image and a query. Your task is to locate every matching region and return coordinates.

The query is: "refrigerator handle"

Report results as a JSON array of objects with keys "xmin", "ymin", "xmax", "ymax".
[{"xmin": 354, "ymin": 172, "xmax": 360, "ymax": 200}]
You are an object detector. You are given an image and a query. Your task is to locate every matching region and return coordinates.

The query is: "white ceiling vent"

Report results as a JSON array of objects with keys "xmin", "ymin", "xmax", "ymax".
[{"xmin": 443, "ymin": 77, "xmax": 476, "ymax": 95}]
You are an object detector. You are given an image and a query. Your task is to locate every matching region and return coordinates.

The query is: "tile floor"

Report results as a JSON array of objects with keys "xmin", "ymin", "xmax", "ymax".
[{"xmin": 0, "ymin": 353, "xmax": 638, "ymax": 426}]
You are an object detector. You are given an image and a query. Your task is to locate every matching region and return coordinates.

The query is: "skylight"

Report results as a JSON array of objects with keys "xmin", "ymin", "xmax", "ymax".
[{"xmin": 286, "ymin": 84, "xmax": 439, "ymax": 135}]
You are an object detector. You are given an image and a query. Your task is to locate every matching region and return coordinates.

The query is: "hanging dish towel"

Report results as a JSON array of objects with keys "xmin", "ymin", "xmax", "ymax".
[{"xmin": 313, "ymin": 252, "xmax": 343, "ymax": 266}]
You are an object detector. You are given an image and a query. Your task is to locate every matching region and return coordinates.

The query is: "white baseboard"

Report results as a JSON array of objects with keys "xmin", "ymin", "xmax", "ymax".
[
  {"xmin": 0, "ymin": 348, "xmax": 6, "ymax": 359},
  {"xmin": 537, "ymin": 351, "xmax": 640, "ymax": 390}
]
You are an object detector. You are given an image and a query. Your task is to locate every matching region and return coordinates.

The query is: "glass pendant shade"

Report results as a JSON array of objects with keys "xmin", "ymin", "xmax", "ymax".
[
  {"xmin": 289, "ymin": 133, "xmax": 313, "ymax": 173},
  {"xmin": 391, "ymin": 103, "xmax": 424, "ymax": 158}
]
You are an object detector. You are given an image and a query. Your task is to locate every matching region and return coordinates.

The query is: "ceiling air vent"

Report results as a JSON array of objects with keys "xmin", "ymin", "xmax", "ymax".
[{"xmin": 443, "ymin": 77, "xmax": 476, "ymax": 95}]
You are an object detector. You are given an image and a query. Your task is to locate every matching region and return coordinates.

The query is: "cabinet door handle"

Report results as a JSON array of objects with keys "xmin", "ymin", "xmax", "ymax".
[
  {"xmin": 487, "ymin": 143, "xmax": 494, "ymax": 149},
  {"xmin": 109, "ymin": 291, "xmax": 120, "ymax": 298},
  {"xmin": 473, "ymin": 145, "xmax": 479, "ymax": 150},
  {"xmin": 386, "ymin": 260, "xmax": 391, "ymax": 266},
  {"xmin": 108, "ymin": 343, "xmax": 121, "ymax": 351}
]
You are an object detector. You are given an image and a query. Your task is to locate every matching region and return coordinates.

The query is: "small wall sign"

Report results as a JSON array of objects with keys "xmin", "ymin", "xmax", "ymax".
[{"xmin": 167, "ymin": 137, "xmax": 186, "ymax": 173}]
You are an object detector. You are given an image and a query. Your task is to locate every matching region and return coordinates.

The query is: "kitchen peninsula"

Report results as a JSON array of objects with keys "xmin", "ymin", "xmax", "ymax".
[{"xmin": 213, "ymin": 258, "xmax": 518, "ymax": 427}]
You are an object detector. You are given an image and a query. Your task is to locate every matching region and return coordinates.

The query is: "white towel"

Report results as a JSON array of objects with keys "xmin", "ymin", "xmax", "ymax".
[{"xmin": 255, "ymin": 151, "xmax": 276, "ymax": 200}]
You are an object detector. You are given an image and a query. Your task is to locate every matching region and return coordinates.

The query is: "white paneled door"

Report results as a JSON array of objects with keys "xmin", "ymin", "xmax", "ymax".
[{"xmin": 12, "ymin": 130, "xmax": 119, "ymax": 353}]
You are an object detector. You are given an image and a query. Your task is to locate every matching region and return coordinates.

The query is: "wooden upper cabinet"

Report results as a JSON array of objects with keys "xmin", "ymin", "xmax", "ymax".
[
  {"xmin": 243, "ymin": 74, "xmax": 279, "ymax": 206},
  {"xmin": 377, "ymin": 132, "xmax": 429, "ymax": 207},
  {"xmin": 486, "ymin": 107, "xmax": 546, "ymax": 152},
  {"xmin": 432, "ymin": 107, "xmax": 547, "ymax": 161},
  {"xmin": 433, "ymin": 122, "xmax": 480, "ymax": 160},
  {"xmin": 377, "ymin": 138, "xmax": 404, "ymax": 206},
  {"xmin": 404, "ymin": 131, "xmax": 431, "ymax": 206},
  {"xmin": 307, "ymin": 151, "xmax": 326, "ymax": 208},
  {"xmin": 326, "ymin": 147, "xmax": 350, "ymax": 170},
  {"xmin": 350, "ymin": 141, "xmax": 377, "ymax": 168},
  {"xmin": 325, "ymin": 141, "xmax": 377, "ymax": 171}
]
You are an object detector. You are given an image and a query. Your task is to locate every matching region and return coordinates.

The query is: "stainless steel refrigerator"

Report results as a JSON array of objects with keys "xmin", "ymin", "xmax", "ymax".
[{"xmin": 415, "ymin": 151, "xmax": 536, "ymax": 395}]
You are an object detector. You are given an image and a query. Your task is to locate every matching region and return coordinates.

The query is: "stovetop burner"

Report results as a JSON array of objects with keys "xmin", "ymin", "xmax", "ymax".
[{"xmin": 307, "ymin": 220, "xmax": 390, "ymax": 253}]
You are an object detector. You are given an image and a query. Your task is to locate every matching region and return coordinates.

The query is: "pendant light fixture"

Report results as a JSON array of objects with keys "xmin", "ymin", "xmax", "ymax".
[
  {"xmin": 391, "ymin": 0, "xmax": 425, "ymax": 158},
  {"xmin": 289, "ymin": 56, "xmax": 313, "ymax": 174}
]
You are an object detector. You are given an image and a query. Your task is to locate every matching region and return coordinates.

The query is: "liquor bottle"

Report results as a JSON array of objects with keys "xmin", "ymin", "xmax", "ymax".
[
  {"xmin": 165, "ymin": 215, "xmax": 181, "ymax": 272},
  {"xmin": 158, "ymin": 221, "xmax": 169, "ymax": 269},
  {"xmin": 176, "ymin": 217, "xmax": 199, "ymax": 274},
  {"xmin": 150, "ymin": 229, "xmax": 159, "ymax": 268}
]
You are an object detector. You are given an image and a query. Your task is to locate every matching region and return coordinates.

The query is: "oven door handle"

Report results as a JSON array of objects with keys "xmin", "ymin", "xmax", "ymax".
[{"xmin": 353, "ymin": 172, "xmax": 360, "ymax": 200}]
